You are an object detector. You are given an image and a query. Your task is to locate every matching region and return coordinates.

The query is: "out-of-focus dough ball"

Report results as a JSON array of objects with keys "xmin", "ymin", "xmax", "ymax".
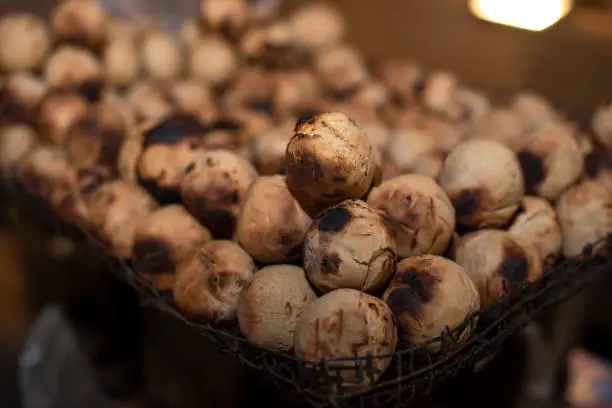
[
  {"xmin": 44, "ymin": 46, "xmax": 104, "ymax": 102},
  {"xmin": 51, "ymin": 0, "xmax": 107, "ymax": 50},
  {"xmin": 189, "ymin": 36, "xmax": 238, "ymax": 87},
  {"xmin": 0, "ymin": 14, "xmax": 50, "ymax": 73},
  {"xmin": 0, "ymin": 72, "xmax": 46, "ymax": 123},
  {"xmin": 288, "ymin": 3, "xmax": 345, "ymax": 51},
  {"xmin": 37, "ymin": 89, "xmax": 89, "ymax": 145},
  {"xmin": 140, "ymin": 30, "xmax": 182, "ymax": 83},
  {"xmin": 0, "ymin": 124, "xmax": 37, "ymax": 175}
]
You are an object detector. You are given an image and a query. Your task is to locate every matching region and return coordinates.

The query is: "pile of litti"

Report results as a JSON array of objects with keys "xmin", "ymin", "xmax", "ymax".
[{"xmin": 1, "ymin": 0, "xmax": 611, "ymax": 390}]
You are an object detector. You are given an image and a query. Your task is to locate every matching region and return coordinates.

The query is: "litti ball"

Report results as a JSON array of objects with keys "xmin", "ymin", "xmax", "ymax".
[
  {"xmin": 248, "ymin": 120, "xmax": 293, "ymax": 175},
  {"xmin": 294, "ymin": 288, "xmax": 397, "ymax": 388},
  {"xmin": 508, "ymin": 196, "xmax": 562, "ymax": 263},
  {"xmin": 173, "ymin": 240, "xmax": 256, "ymax": 323},
  {"xmin": 237, "ymin": 175, "xmax": 312, "ymax": 263},
  {"xmin": 140, "ymin": 30, "xmax": 182, "ymax": 83},
  {"xmin": 237, "ymin": 265, "xmax": 316, "ymax": 351},
  {"xmin": 382, "ymin": 255, "xmax": 479, "ymax": 351},
  {"xmin": 181, "ymin": 149, "xmax": 258, "ymax": 239},
  {"xmin": 367, "ymin": 174, "xmax": 455, "ymax": 258},
  {"xmin": 510, "ymin": 92, "xmax": 557, "ymax": 132},
  {"xmin": 454, "ymin": 229, "xmax": 543, "ymax": 308},
  {"xmin": 132, "ymin": 204, "xmax": 212, "ymax": 292},
  {"xmin": 285, "ymin": 112, "xmax": 377, "ymax": 215},
  {"xmin": 516, "ymin": 126, "xmax": 584, "ymax": 201},
  {"xmin": 592, "ymin": 103, "xmax": 612, "ymax": 150},
  {"xmin": 439, "ymin": 140, "xmax": 524, "ymax": 229},
  {"xmin": 0, "ymin": 13, "xmax": 50, "ymax": 72},
  {"xmin": 288, "ymin": 3, "xmax": 345, "ymax": 51},
  {"xmin": 44, "ymin": 46, "xmax": 103, "ymax": 101},
  {"xmin": 0, "ymin": 72, "xmax": 46, "ymax": 123},
  {"xmin": 37, "ymin": 89, "xmax": 89, "ymax": 145},
  {"xmin": 469, "ymin": 108, "xmax": 526, "ymax": 150},
  {"xmin": 556, "ymin": 180, "xmax": 612, "ymax": 258},
  {"xmin": 0, "ymin": 124, "xmax": 37, "ymax": 175},
  {"xmin": 303, "ymin": 199, "xmax": 396, "ymax": 293},
  {"xmin": 51, "ymin": 0, "xmax": 107, "ymax": 50}
]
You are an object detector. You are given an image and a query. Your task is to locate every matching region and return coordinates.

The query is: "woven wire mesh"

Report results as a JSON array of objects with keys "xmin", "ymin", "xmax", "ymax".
[{"xmin": 9, "ymin": 181, "xmax": 612, "ymax": 408}]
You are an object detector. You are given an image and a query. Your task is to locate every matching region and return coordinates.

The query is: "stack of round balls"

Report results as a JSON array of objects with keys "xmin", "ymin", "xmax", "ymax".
[{"xmin": 0, "ymin": 0, "xmax": 611, "ymax": 391}]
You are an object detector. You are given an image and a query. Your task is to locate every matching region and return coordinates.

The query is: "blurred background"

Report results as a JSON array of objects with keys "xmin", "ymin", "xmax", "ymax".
[{"xmin": 1, "ymin": 0, "xmax": 612, "ymax": 407}]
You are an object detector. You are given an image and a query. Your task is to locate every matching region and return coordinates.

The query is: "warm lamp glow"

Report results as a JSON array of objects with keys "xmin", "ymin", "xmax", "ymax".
[{"xmin": 469, "ymin": 0, "xmax": 573, "ymax": 32}]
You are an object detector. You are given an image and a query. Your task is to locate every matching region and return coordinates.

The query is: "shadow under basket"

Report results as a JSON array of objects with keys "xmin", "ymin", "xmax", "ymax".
[{"xmin": 10, "ymin": 182, "xmax": 612, "ymax": 408}]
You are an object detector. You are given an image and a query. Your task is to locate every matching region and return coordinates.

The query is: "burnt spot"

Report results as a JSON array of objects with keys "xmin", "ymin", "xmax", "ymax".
[
  {"xmin": 131, "ymin": 238, "xmax": 176, "ymax": 276},
  {"xmin": 499, "ymin": 240, "xmax": 529, "ymax": 283},
  {"xmin": 332, "ymin": 176, "xmax": 346, "ymax": 183},
  {"xmin": 395, "ymin": 268, "xmax": 439, "ymax": 303},
  {"xmin": 199, "ymin": 209, "xmax": 237, "ymax": 239},
  {"xmin": 184, "ymin": 162, "xmax": 196, "ymax": 174},
  {"xmin": 316, "ymin": 206, "xmax": 352, "ymax": 233},
  {"xmin": 385, "ymin": 286, "xmax": 426, "ymax": 323},
  {"xmin": 137, "ymin": 175, "xmax": 181, "ymax": 205},
  {"xmin": 77, "ymin": 80, "xmax": 104, "ymax": 103},
  {"xmin": 142, "ymin": 114, "xmax": 207, "ymax": 148},
  {"xmin": 451, "ymin": 189, "xmax": 481, "ymax": 222},
  {"xmin": 295, "ymin": 112, "xmax": 319, "ymax": 131},
  {"xmin": 320, "ymin": 252, "xmax": 342, "ymax": 274},
  {"xmin": 517, "ymin": 150, "xmax": 546, "ymax": 195}
]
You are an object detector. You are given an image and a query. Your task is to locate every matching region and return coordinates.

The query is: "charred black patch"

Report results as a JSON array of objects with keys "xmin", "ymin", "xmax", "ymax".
[
  {"xmin": 143, "ymin": 114, "xmax": 206, "ymax": 148},
  {"xmin": 132, "ymin": 238, "xmax": 176, "ymax": 276},
  {"xmin": 395, "ymin": 268, "xmax": 439, "ymax": 303},
  {"xmin": 200, "ymin": 209, "xmax": 236, "ymax": 239},
  {"xmin": 451, "ymin": 189, "xmax": 481, "ymax": 222},
  {"xmin": 499, "ymin": 240, "xmax": 529, "ymax": 283},
  {"xmin": 295, "ymin": 112, "xmax": 319, "ymax": 131},
  {"xmin": 77, "ymin": 80, "xmax": 104, "ymax": 103},
  {"xmin": 386, "ymin": 286, "xmax": 426, "ymax": 321},
  {"xmin": 137, "ymin": 176, "xmax": 180, "ymax": 205},
  {"xmin": 517, "ymin": 150, "xmax": 546, "ymax": 195},
  {"xmin": 184, "ymin": 162, "xmax": 196, "ymax": 174},
  {"xmin": 321, "ymin": 252, "xmax": 342, "ymax": 275},
  {"xmin": 316, "ymin": 206, "xmax": 352, "ymax": 232}
]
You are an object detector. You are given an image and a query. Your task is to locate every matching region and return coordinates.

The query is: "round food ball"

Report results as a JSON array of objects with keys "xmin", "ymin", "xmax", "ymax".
[
  {"xmin": 0, "ymin": 124, "xmax": 37, "ymax": 175},
  {"xmin": 592, "ymin": 103, "xmax": 612, "ymax": 150},
  {"xmin": 237, "ymin": 265, "xmax": 316, "ymax": 351},
  {"xmin": 469, "ymin": 108, "xmax": 526, "ymax": 150},
  {"xmin": 87, "ymin": 180, "xmax": 158, "ymax": 259},
  {"xmin": 140, "ymin": 30, "xmax": 182, "ymax": 83},
  {"xmin": 16, "ymin": 145, "xmax": 90, "ymax": 226},
  {"xmin": 132, "ymin": 204, "xmax": 212, "ymax": 293},
  {"xmin": 288, "ymin": 3, "xmax": 345, "ymax": 51},
  {"xmin": 439, "ymin": 140, "xmax": 524, "ymax": 229},
  {"xmin": 510, "ymin": 92, "xmax": 557, "ymax": 132},
  {"xmin": 180, "ymin": 149, "xmax": 258, "ymax": 239},
  {"xmin": 382, "ymin": 255, "xmax": 479, "ymax": 351},
  {"xmin": 508, "ymin": 196, "xmax": 562, "ymax": 263},
  {"xmin": 248, "ymin": 120, "xmax": 293, "ymax": 175},
  {"xmin": 367, "ymin": 174, "xmax": 455, "ymax": 258},
  {"xmin": 103, "ymin": 37, "xmax": 139, "ymax": 87},
  {"xmin": 0, "ymin": 13, "xmax": 49, "ymax": 73},
  {"xmin": 64, "ymin": 103, "xmax": 127, "ymax": 176},
  {"xmin": 386, "ymin": 126, "xmax": 439, "ymax": 175},
  {"xmin": 454, "ymin": 229, "xmax": 543, "ymax": 308},
  {"xmin": 189, "ymin": 36, "xmax": 238, "ymax": 87},
  {"xmin": 173, "ymin": 240, "xmax": 256, "ymax": 323},
  {"xmin": 126, "ymin": 81, "xmax": 172, "ymax": 123},
  {"xmin": 200, "ymin": 0, "xmax": 246, "ymax": 40},
  {"xmin": 168, "ymin": 79, "xmax": 214, "ymax": 113},
  {"xmin": 454, "ymin": 87, "xmax": 491, "ymax": 126},
  {"xmin": 556, "ymin": 180, "xmax": 612, "ymax": 258},
  {"xmin": 377, "ymin": 58, "xmax": 423, "ymax": 106},
  {"xmin": 303, "ymin": 199, "xmax": 396, "ymax": 293},
  {"xmin": 516, "ymin": 126, "xmax": 584, "ymax": 201},
  {"xmin": 51, "ymin": 0, "xmax": 107, "ymax": 50},
  {"xmin": 285, "ymin": 112, "xmax": 377, "ymax": 215},
  {"xmin": 314, "ymin": 44, "xmax": 368, "ymax": 95},
  {"xmin": 37, "ymin": 89, "xmax": 89, "ymax": 145},
  {"xmin": 237, "ymin": 175, "xmax": 312, "ymax": 263},
  {"xmin": 273, "ymin": 69, "xmax": 321, "ymax": 119},
  {"xmin": 136, "ymin": 114, "xmax": 208, "ymax": 204},
  {"xmin": 0, "ymin": 72, "xmax": 46, "ymax": 123},
  {"xmin": 422, "ymin": 71, "xmax": 459, "ymax": 119},
  {"xmin": 44, "ymin": 46, "xmax": 103, "ymax": 102},
  {"xmin": 293, "ymin": 288, "xmax": 397, "ymax": 388}
]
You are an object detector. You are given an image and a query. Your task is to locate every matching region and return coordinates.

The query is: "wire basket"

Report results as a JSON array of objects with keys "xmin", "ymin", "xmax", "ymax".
[{"xmin": 9, "ymin": 182, "xmax": 612, "ymax": 408}]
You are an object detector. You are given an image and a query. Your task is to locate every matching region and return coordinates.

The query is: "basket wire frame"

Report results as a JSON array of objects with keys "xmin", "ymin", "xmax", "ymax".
[{"xmin": 9, "ymin": 181, "xmax": 612, "ymax": 408}]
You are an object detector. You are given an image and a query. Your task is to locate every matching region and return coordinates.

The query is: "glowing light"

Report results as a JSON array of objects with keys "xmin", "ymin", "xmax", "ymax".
[{"xmin": 469, "ymin": 0, "xmax": 573, "ymax": 32}]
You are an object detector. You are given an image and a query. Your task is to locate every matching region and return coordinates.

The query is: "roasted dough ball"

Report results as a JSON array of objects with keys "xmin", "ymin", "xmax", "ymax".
[
  {"xmin": 0, "ymin": 14, "xmax": 50, "ymax": 73},
  {"xmin": 439, "ymin": 140, "xmax": 524, "ymax": 229},
  {"xmin": 136, "ymin": 114, "xmax": 208, "ymax": 204},
  {"xmin": 37, "ymin": 89, "xmax": 89, "ymax": 145},
  {"xmin": 87, "ymin": 181, "xmax": 158, "ymax": 258},
  {"xmin": 377, "ymin": 58, "xmax": 423, "ymax": 106},
  {"xmin": 16, "ymin": 146, "xmax": 90, "ymax": 226},
  {"xmin": 508, "ymin": 196, "xmax": 562, "ymax": 263},
  {"xmin": 469, "ymin": 108, "xmax": 526, "ymax": 150},
  {"xmin": 386, "ymin": 126, "xmax": 441, "ymax": 176},
  {"xmin": 314, "ymin": 44, "xmax": 368, "ymax": 95},
  {"xmin": 0, "ymin": 124, "xmax": 37, "ymax": 175},
  {"xmin": 200, "ymin": 0, "xmax": 247, "ymax": 40},
  {"xmin": 173, "ymin": 240, "xmax": 256, "ymax": 323},
  {"xmin": 181, "ymin": 149, "xmax": 258, "ymax": 239},
  {"xmin": 65, "ymin": 104, "xmax": 127, "ymax": 175},
  {"xmin": 189, "ymin": 37, "xmax": 238, "ymax": 87},
  {"xmin": 125, "ymin": 81, "xmax": 172, "ymax": 123},
  {"xmin": 422, "ymin": 71, "xmax": 459, "ymax": 119},
  {"xmin": 237, "ymin": 175, "xmax": 312, "ymax": 263},
  {"xmin": 382, "ymin": 255, "xmax": 479, "ymax": 351},
  {"xmin": 510, "ymin": 92, "xmax": 557, "ymax": 132},
  {"xmin": 303, "ymin": 199, "xmax": 396, "ymax": 293},
  {"xmin": 237, "ymin": 265, "xmax": 316, "ymax": 351},
  {"xmin": 168, "ymin": 79, "xmax": 215, "ymax": 114},
  {"xmin": 103, "ymin": 37, "xmax": 139, "ymax": 87},
  {"xmin": 0, "ymin": 72, "xmax": 46, "ymax": 123},
  {"xmin": 51, "ymin": 0, "xmax": 107, "ymax": 50},
  {"xmin": 454, "ymin": 229, "xmax": 543, "ymax": 308},
  {"xmin": 285, "ymin": 112, "xmax": 377, "ymax": 215},
  {"xmin": 132, "ymin": 204, "xmax": 212, "ymax": 292},
  {"xmin": 556, "ymin": 180, "xmax": 612, "ymax": 258},
  {"xmin": 288, "ymin": 3, "xmax": 345, "ymax": 51},
  {"xmin": 140, "ymin": 30, "xmax": 182, "ymax": 83},
  {"xmin": 516, "ymin": 126, "xmax": 584, "ymax": 201},
  {"xmin": 294, "ymin": 289, "xmax": 397, "ymax": 388},
  {"xmin": 367, "ymin": 174, "xmax": 455, "ymax": 258},
  {"xmin": 592, "ymin": 103, "xmax": 612, "ymax": 150},
  {"xmin": 44, "ymin": 46, "xmax": 103, "ymax": 101},
  {"xmin": 248, "ymin": 120, "xmax": 293, "ymax": 175}
]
